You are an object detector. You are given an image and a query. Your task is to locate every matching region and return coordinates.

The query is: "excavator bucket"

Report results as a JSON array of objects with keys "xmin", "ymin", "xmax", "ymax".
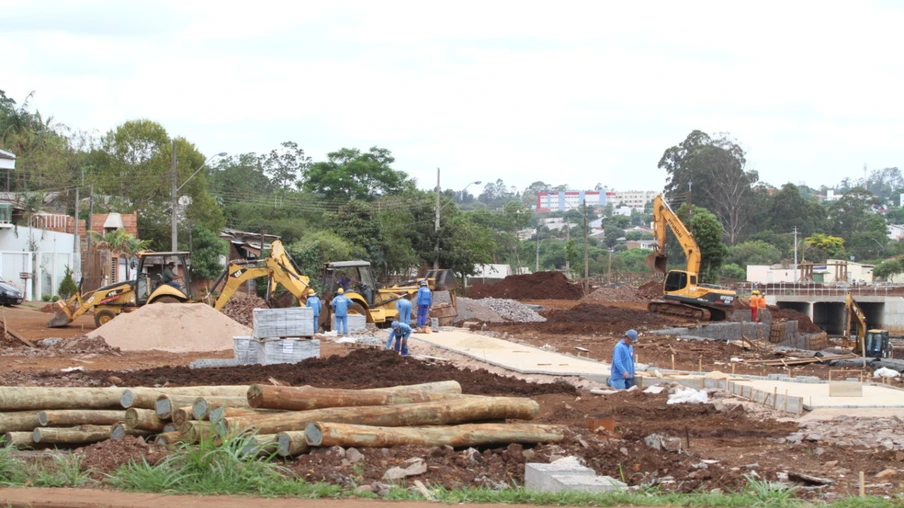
[
  {"xmin": 47, "ymin": 301, "xmax": 73, "ymax": 328},
  {"xmin": 645, "ymin": 252, "xmax": 668, "ymax": 274}
]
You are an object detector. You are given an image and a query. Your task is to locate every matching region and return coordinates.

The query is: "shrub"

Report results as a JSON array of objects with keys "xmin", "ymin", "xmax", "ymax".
[
  {"xmin": 58, "ymin": 266, "xmax": 78, "ymax": 300},
  {"xmin": 41, "ymin": 294, "xmax": 51, "ymax": 302}
]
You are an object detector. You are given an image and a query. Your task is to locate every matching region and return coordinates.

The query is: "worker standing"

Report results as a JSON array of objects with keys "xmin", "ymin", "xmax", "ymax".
[
  {"xmin": 331, "ymin": 288, "xmax": 352, "ymax": 336},
  {"xmin": 386, "ymin": 320, "xmax": 412, "ymax": 355},
  {"xmin": 396, "ymin": 297, "xmax": 413, "ymax": 326},
  {"xmin": 415, "ymin": 280, "xmax": 432, "ymax": 328},
  {"xmin": 305, "ymin": 293, "xmax": 322, "ymax": 333},
  {"xmin": 608, "ymin": 329, "xmax": 637, "ymax": 390},
  {"xmin": 750, "ymin": 290, "xmax": 766, "ymax": 322}
]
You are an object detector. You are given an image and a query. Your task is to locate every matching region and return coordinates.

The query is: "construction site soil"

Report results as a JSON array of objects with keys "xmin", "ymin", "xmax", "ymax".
[{"xmin": 466, "ymin": 271, "xmax": 583, "ymax": 300}]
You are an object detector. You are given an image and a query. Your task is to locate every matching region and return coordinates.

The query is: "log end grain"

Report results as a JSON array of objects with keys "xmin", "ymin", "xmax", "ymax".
[
  {"xmin": 111, "ymin": 423, "xmax": 127, "ymax": 439},
  {"xmin": 37, "ymin": 411, "xmax": 49, "ymax": 426},
  {"xmin": 120, "ymin": 390, "xmax": 136, "ymax": 409},
  {"xmin": 154, "ymin": 398, "xmax": 172, "ymax": 419},
  {"xmin": 304, "ymin": 422, "xmax": 323, "ymax": 447},
  {"xmin": 247, "ymin": 385, "xmax": 263, "ymax": 408}
]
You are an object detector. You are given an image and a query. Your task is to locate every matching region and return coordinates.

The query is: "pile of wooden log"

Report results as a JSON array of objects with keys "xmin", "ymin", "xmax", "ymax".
[{"xmin": 0, "ymin": 382, "xmax": 564, "ymax": 456}]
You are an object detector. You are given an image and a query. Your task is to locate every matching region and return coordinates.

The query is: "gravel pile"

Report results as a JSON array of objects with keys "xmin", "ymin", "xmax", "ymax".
[
  {"xmin": 787, "ymin": 416, "xmax": 904, "ymax": 449},
  {"xmin": 478, "ymin": 298, "xmax": 546, "ymax": 323},
  {"xmin": 454, "ymin": 297, "xmax": 505, "ymax": 324},
  {"xmin": 582, "ymin": 285, "xmax": 645, "ymax": 303}
]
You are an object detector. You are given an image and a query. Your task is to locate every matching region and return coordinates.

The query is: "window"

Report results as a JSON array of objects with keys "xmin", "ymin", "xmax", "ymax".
[{"xmin": 664, "ymin": 271, "xmax": 688, "ymax": 292}]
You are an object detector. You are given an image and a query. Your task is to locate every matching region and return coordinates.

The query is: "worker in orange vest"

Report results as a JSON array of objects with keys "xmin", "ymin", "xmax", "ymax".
[{"xmin": 750, "ymin": 290, "xmax": 767, "ymax": 322}]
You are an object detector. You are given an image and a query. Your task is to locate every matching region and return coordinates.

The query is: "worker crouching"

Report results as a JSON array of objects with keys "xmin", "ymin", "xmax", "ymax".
[
  {"xmin": 386, "ymin": 320, "xmax": 412, "ymax": 356},
  {"xmin": 608, "ymin": 329, "xmax": 637, "ymax": 390}
]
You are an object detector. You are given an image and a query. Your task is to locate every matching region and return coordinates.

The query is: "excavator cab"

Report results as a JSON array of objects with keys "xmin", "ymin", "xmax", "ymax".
[
  {"xmin": 863, "ymin": 329, "xmax": 890, "ymax": 358},
  {"xmin": 134, "ymin": 251, "xmax": 193, "ymax": 305}
]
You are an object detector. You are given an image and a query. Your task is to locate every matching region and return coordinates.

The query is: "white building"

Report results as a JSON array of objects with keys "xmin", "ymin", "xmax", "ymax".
[
  {"xmin": 746, "ymin": 260, "xmax": 873, "ymax": 284},
  {"xmin": 888, "ymin": 224, "xmax": 904, "ymax": 241},
  {"xmin": 824, "ymin": 190, "xmax": 843, "ymax": 202},
  {"xmin": 610, "ymin": 190, "xmax": 658, "ymax": 211}
]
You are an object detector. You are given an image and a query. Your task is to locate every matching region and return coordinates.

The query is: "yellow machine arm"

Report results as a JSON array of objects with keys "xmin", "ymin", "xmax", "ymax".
[
  {"xmin": 845, "ymin": 293, "xmax": 867, "ymax": 351},
  {"xmin": 212, "ymin": 240, "xmax": 314, "ymax": 310},
  {"xmin": 648, "ymin": 194, "xmax": 701, "ymax": 275}
]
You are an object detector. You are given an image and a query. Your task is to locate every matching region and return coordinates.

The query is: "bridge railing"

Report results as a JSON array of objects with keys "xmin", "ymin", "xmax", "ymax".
[{"xmin": 736, "ymin": 281, "xmax": 904, "ymax": 298}]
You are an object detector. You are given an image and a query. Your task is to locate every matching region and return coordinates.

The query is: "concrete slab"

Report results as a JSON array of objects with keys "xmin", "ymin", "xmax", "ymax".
[
  {"xmin": 524, "ymin": 463, "xmax": 596, "ymax": 492},
  {"xmin": 410, "ymin": 330, "xmax": 610, "ymax": 376},
  {"xmin": 550, "ymin": 475, "xmax": 628, "ymax": 493},
  {"xmin": 733, "ymin": 379, "xmax": 904, "ymax": 409}
]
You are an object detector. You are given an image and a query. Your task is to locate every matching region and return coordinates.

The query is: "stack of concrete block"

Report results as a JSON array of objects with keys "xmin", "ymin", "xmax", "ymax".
[
  {"xmin": 525, "ymin": 458, "xmax": 627, "ymax": 493},
  {"xmin": 232, "ymin": 336, "xmax": 260, "ymax": 365},
  {"xmin": 257, "ymin": 338, "xmax": 320, "ymax": 365},
  {"xmin": 331, "ymin": 314, "xmax": 367, "ymax": 333},
  {"xmin": 253, "ymin": 308, "xmax": 315, "ymax": 339}
]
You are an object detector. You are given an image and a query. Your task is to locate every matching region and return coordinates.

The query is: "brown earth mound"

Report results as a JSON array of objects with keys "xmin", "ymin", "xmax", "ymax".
[
  {"xmin": 75, "ymin": 436, "xmax": 167, "ymax": 480},
  {"xmin": 221, "ymin": 293, "xmax": 269, "ymax": 328},
  {"xmin": 581, "ymin": 285, "xmax": 644, "ymax": 303},
  {"xmin": 467, "ymin": 271, "xmax": 583, "ymax": 300},
  {"xmin": 771, "ymin": 307, "xmax": 823, "ymax": 333},
  {"xmin": 57, "ymin": 335, "xmax": 121, "ymax": 354},
  {"xmin": 546, "ymin": 303, "xmax": 676, "ymax": 328},
  {"xmin": 637, "ymin": 280, "xmax": 663, "ymax": 299},
  {"xmin": 79, "ymin": 349, "xmax": 577, "ymax": 397}
]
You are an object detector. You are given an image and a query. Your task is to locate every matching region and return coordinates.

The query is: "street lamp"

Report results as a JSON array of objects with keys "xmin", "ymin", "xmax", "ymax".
[
  {"xmin": 434, "ymin": 168, "xmax": 481, "ymax": 268},
  {"xmin": 171, "ymin": 145, "xmax": 227, "ymax": 251}
]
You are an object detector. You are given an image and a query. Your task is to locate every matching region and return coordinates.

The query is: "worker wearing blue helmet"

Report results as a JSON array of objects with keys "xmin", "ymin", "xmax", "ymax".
[{"xmin": 608, "ymin": 329, "xmax": 637, "ymax": 390}]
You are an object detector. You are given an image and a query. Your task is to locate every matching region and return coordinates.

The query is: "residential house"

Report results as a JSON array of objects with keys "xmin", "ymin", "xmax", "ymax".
[{"xmin": 888, "ymin": 225, "xmax": 904, "ymax": 241}]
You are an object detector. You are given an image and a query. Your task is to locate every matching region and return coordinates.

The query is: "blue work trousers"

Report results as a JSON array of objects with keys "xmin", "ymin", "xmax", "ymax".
[
  {"xmin": 399, "ymin": 307, "xmax": 412, "ymax": 326},
  {"xmin": 416, "ymin": 304, "xmax": 430, "ymax": 327},
  {"xmin": 312, "ymin": 314, "xmax": 319, "ymax": 333},
  {"xmin": 335, "ymin": 315, "xmax": 348, "ymax": 335},
  {"xmin": 608, "ymin": 377, "xmax": 635, "ymax": 390}
]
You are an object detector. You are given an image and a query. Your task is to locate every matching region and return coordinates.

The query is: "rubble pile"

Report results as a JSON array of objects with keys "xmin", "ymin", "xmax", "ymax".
[
  {"xmin": 636, "ymin": 281, "xmax": 663, "ymax": 299},
  {"xmin": 478, "ymin": 298, "xmax": 546, "ymax": 323},
  {"xmin": 467, "ymin": 271, "xmax": 583, "ymax": 300},
  {"xmin": 221, "ymin": 293, "xmax": 270, "ymax": 328},
  {"xmin": 582, "ymin": 285, "xmax": 645, "ymax": 303},
  {"xmin": 788, "ymin": 416, "xmax": 904, "ymax": 449},
  {"xmin": 454, "ymin": 297, "xmax": 506, "ymax": 324}
]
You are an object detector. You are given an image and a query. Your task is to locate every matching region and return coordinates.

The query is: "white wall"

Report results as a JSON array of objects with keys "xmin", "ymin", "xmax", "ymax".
[{"xmin": 0, "ymin": 226, "xmax": 76, "ymax": 300}]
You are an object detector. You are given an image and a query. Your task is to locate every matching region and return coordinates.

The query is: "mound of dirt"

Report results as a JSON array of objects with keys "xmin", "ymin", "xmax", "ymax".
[
  {"xmin": 454, "ymin": 297, "xmax": 505, "ymax": 324},
  {"xmin": 75, "ymin": 436, "xmax": 167, "ymax": 481},
  {"xmin": 581, "ymin": 285, "xmax": 644, "ymax": 303},
  {"xmin": 57, "ymin": 335, "xmax": 121, "ymax": 354},
  {"xmin": 87, "ymin": 303, "xmax": 251, "ymax": 353},
  {"xmin": 545, "ymin": 303, "xmax": 676, "ymax": 329},
  {"xmin": 467, "ymin": 271, "xmax": 583, "ymax": 300},
  {"xmin": 771, "ymin": 307, "xmax": 823, "ymax": 333},
  {"xmin": 84, "ymin": 349, "xmax": 577, "ymax": 397},
  {"xmin": 637, "ymin": 280, "xmax": 663, "ymax": 299},
  {"xmin": 221, "ymin": 293, "xmax": 269, "ymax": 328}
]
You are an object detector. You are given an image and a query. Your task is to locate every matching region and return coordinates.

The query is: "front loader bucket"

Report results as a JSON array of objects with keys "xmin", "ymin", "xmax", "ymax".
[
  {"xmin": 645, "ymin": 252, "xmax": 668, "ymax": 274},
  {"xmin": 46, "ymin": 302, "xmax": 73, "ymax": 328}
]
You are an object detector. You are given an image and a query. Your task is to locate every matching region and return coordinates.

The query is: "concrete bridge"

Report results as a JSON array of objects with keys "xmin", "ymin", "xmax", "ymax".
[{"xmin": 767, "ymin": 293, "xmax": 904, "ymax": 335}]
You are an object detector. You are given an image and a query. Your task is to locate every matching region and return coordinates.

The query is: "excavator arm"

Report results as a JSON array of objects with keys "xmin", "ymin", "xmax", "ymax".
[
  {"xmin": 211, "ymin": 240, "xmax": 314, "ymax": 311},
  {"xmin": 646, "ymin": 194, "xmax": 701, "ymax": 275},
  {"xmin": 845, "ymin": 293, "xmax": 867, "ymax": 353}
]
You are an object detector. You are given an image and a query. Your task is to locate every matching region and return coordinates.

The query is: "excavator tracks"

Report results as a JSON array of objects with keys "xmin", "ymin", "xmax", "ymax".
[{"xmin": 648, "ymin": 300, "xmax": 711, "ymax": 321}]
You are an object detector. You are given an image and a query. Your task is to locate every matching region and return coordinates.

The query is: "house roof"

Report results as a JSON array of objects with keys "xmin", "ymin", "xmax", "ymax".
[
  {"xmin": 91, "ymin": 212, "xmax": 139, "ymax": 237},
  {"xmin": 0, "ymin": 149, "xmax": 15, "ymax": 160}
]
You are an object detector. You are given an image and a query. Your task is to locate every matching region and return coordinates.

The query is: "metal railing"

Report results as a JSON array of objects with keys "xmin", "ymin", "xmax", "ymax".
[{"xmin": 736, "ymin": 281, "xmax": 904, "ymax": 298}]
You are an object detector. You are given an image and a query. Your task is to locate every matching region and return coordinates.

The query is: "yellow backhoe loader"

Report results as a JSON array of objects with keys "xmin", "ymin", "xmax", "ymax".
[
  {"xmin": 644, "ymin": 194, "xmax": 737, "ymax": 320},
  {"xmin": 844, "ymin": 293, "xmax": 890, "ymax": 358},
  {"xmin": 319, "ymin": 262, "xmax": 458, "ymax": 328},
  {"xmin": 208, "ymin": 240, "xmax": 315, "ymax": 310},
  {"xmin": 48, "ymin": 250, "xmax": 195, "ymax": 328}
]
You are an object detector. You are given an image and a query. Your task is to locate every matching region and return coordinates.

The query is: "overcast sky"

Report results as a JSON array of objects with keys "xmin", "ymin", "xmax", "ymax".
[{"xmin": 2, "ymin": 0, "xmax": 902, "ymax": 194}]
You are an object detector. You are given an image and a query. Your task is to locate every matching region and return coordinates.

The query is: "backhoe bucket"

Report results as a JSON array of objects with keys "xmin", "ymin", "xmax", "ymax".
[
  {"xmin": 46, "ymin": 301, "xmax": 73, "ymax": 328},
  {"xmin": 645, "ymin": 252, "xmax": 668, "ymax": 274}
]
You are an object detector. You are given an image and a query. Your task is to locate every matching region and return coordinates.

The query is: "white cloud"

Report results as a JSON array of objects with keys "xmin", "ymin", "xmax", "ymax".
[{"xmin": 1, "ymin": 0, "xmax": 903, "ymax": 194}]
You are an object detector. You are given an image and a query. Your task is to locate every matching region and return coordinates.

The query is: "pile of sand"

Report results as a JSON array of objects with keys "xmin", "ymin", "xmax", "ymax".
[{"xmin": 88, "ymin": 303, "xmax": 251, "ymax": 353}]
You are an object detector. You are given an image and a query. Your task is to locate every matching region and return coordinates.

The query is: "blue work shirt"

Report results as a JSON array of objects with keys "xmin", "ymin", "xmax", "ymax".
[
  {"xmin": 416, "ymin": 286, "xmax": 432, "ymax": 306},
  {"xmin": 396, "ymin": 298, "xmax": 412, "ymax": 312},
  {"xmin": 610, "ymin": 339, "xmax": 635, "ymax": 380},
  {"xmin": 388, "ymin": 323, "xmax": 412, "ymax": 342},
  {"xmin": 338, "ymin": 276, "xmax": 352, "ymax": 291},
  {"xmin": 331, "ymin": 294, "xmax": 352, "ymax": 317},
  {"xmin": 305, "ymin": 296, "xmax": 322, "ymax": 316}
]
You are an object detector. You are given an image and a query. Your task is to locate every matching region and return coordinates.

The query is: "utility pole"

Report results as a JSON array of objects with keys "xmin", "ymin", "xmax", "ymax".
[
  {"xmin": 564, "ymin": 220, "xmax": 570, "ymax": 271},
  {"xmin": 607, "ymin": 249, "xmax": 613, "ymax": 285},
  {"xmin": 170, "ymin": 139, "xmax": 178, "ymax": 251},
  {"xmin": 793, "ymin": 226, "xmax": 799, "ymax": 283},
  {"xmin": 582, "ymin": 200, "xmax": 589, "ymax": 294},
  {"xmin": 535, "ymin": 232, "xmax": 540, "ymax": 272},
  {"xmin": 433, "ymin": 168, "xmax": 440, "ymax": 269},
  {"xmin": 87, "ymin": 182, "xmax": 94, "ymax": 285},
  {"xmin": 73, "ymin": 183, "xmax": 80, "ymax": 280}
]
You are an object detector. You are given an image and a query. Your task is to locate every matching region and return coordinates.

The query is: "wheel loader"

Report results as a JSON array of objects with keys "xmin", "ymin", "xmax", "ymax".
[
  {"xmin": 48, "ymin": 250, "xmax": 195, "ymax": 328},
  {"xmin": 319, "ymin": 262, "xmax": 458, "ymax": 329}
]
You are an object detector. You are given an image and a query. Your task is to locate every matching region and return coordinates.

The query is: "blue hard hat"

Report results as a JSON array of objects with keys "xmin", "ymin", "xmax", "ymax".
[
  {"xmin": 391, "ymin": 321, "xmax": 400, "ymax": 329},
  {"xmin": 625, "ymin": 329, "xmax": 638, "ymax": 341}
]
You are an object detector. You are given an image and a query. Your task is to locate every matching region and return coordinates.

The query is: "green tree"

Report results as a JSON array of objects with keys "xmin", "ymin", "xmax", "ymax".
[
  {"xmin": 720, "ymin": 263, "xmax": 747, "ymax": 280},
  {"xmin": 803, "ymin": 233, "xmax": 845, "ymax": 261},
  {"xmin": 766, "ymin": 183, "xmax": 827, "ymax": 236},
  {"xmin": 190, "ymin": 226, "xmax": 229, "ymax": 281},
  {"xmin": 659, "ymin": 130, "xmax": 758, "ymax": 245},
  {"xmin": 261, "ymin": 141, "xmax": 310, "ymax": 189},
  {"xmin": 873, "ymin": 258, "xmax": 904, "ymax": 280},
  {"xmin": 827, "ymin": 188, "xmax": 885, "ymax": 240},
  {"xmin": 687, "ymin": 206, "xmax": 729, "ymax": 283},
  {"xmin": 303, "ymin": 147, "xmax": 412, "ymax": 201},
  {"xmin": 728, "ymin": 240, "xmax": 783, "ymax": 267},
  {"xmin": 616, "ymin": 248, "xmax": 654, "ymax": 272}
]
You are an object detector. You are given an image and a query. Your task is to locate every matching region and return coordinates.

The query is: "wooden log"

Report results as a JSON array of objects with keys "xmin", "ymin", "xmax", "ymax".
[
  {"xmin": 172, "ymin": 407, "xmax": 194, "ymax": 427},
  {"xmin": 0, "ymin": 411, "xmax": 41, "ymax": 433},
  {"xmin": 208, "ymin": 407, "xmax": 284, "ymax": 424},
  {"xmin": 33, "ymin": 425, "xmax": 112, "ymax": 444},
  {"xmin": 247, "ymin": 383, "xmax": 467, "ymax": 411},
  {"xmin": 110, "ymin": 423, "xmax": 154, "ymax": 439},
  {"xmin": 120, "ymin": 386, "xmax": 251, "ymax": 409},
  {"xmin": 303, "ymin": 422, "xmax": 565, "ymax": 450},
  {"xmin": 192, "ymin": 397, "xmax": 250, "ymax": 421},
  {"xmin": 224, "ymin": 397, "xmax": 539, "ymax": 435},
  {"xmin": 157, "ymin": 395, "xmax": 245, "ymax": 420},
  {"xmin": 241, "ymin": 434, "xmax": 279, "ymax": 456},
  {"xmin": 0, "ymin": 387, "xmax": 123, "ymax": 411},
  {"xmin": 163, "ymin": 423, "xmax": 177, "ymax": 433},
  {"xmin": 275, "ymin": 431, "xmax": 309, "ymax": 456},
  {"xmin": 180, "ymin": 421, "xmax": 215, "ymax": 443},
  {"xmin": 125, "ymin": 409, "xmax": 168, "ymax": 432},
  {"xmin": 154, "ymin": 431, "xmax": 186, "ymax": 446},
  {"xmin": 38, "ymin": 410, "xmax": 125, "ymax": 427},
  {"xmin": 3, "ymin": 431, "xmax": 34, "ymax": 447}
]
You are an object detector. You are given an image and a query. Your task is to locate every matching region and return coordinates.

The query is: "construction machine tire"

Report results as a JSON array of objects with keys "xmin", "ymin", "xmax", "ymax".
[
  {"xmin": 348, "ymin": 303, "xmax": 372, "ymax": 323},
  {"xmin": 647, "ymin": 300, "xmax": 710, "ymax": 321},
  {"xmin": 152, "ymin": 296, "xmax": 180, "ymax": 304},
  {"xmin": 94, "ymin": 309, "xmax": 117, "ymax": 328}
]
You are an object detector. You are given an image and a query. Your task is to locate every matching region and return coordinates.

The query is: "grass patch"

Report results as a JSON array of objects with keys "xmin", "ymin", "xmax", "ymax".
[{"xmin": 0, "ymin": 444, "xmax": 91, "ymax": 488}]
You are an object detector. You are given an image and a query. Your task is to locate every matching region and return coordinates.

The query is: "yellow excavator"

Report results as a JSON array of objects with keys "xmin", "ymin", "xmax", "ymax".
[
  {"xmin": 48, "ymin": 240, "xmax": 314, "ymax": 329},
  {"xmin": 844, "ymin": 293, "xmax": 890, "ymax": 358},
  {"xmin": 48, "ymin": 249, "xmax": 197, "ymax": 328},
  {"xmin": 319, "ymin": 262, "xmax": 458, "ymax": 328},
  {"xmin": 645, "ymin": 194, "xmax": 737, "ymax": 320}
]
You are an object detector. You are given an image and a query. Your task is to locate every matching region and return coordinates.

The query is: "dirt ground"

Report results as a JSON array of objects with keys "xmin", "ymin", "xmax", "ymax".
[{"xmin": 1, "ymin": 304, "xmax": 901, "ymax": 499}]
